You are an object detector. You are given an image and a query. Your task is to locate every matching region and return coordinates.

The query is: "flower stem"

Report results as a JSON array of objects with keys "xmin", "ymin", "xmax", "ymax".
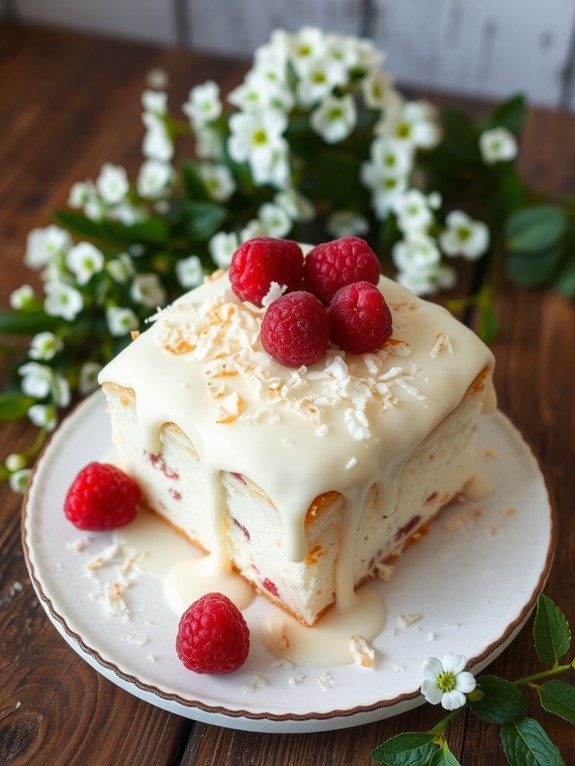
[
  {"xmin": 512, "ymin": 661, "xmax": 572, "ymax": 687},
  {"xmin": 430, "ymin": 708, "xmax": 461, "ymax": 737}
]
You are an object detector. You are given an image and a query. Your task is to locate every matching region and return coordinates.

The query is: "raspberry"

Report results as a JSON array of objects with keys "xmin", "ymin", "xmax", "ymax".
[
  {"xmin": 303, "ymin": 237, "xmax": 381, "ymax": 304},
  {"xmin": 329, "ymin": 281, "xmax": 393, "ymax": 354},
  {"xmin": 176, "ymin": 592, "xmax": 250, "ymax": 674},
  {"xmin": 229, "ymin": 238, "xmax": 304, "ymax": 306},
  {"xmin": 64, "ymin": 462, "xmax": 141, "ymax": 530},
  {"xmin": 261, "ymin": 291, "xmax": 330, "ymax": 367}
]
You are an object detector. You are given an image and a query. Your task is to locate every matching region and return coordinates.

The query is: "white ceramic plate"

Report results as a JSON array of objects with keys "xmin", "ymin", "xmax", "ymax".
[{"xmin": 22, "ymin": 392, "xmax": 554, "ymax": 733}]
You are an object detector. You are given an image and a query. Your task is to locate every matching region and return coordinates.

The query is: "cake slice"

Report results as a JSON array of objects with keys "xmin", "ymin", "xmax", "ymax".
[{"xmin": 98, "ymin": 265, "xmax": 495, "ymax": 626}]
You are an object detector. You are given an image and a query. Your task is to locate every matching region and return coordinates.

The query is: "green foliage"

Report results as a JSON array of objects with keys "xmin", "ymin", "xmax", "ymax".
[
  {"xmin": 371, "ymin": 732, "xmax": 438, "ymax": 765},
  {"xmin": 500, "ymin": 718, "xmax": 565, "ymax": 766},
  {"xmin": 468, "ymin": 676, "xmax": 526, "ymax": 724},
  {"xmin": 533, "ymin": 594, "xmax": 571, "ymax": 665}
]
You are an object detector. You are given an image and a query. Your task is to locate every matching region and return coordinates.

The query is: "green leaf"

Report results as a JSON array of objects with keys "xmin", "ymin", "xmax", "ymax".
[
  {"xmin": 533, "ymin": 594, "xmax": 571, "ymax": 665},
  {"xmin": 506, "ymin": 243, "xmax": 564, "ymax": 286},
  {"xmin": 500, "ymin": 717, "xmax": 565, "ymax": 766},
  {"xmin": 55, "ymin": 211, "xmax": 119, "ymax": 245},
  {"xmin": 0, "ymin": 310, "xmax": 62, "ymax": 335},
  {"xmin": 111, "ymin": 217, "xmax": 169, "ymax": 244},
  {"xmin": 468, "ymin": 675, "xmax": 526, "ymax": 724},
  {"xmin": 537, "ymin": 680, "xmax": 575, "ymax": 724},
  {"xmin": 181, "ymin": 160, "xmax": 210, "ymax": 201},
  {"xmin": 481, "ymin": 94, "xmax": 528, "ymax": 135},
  {"xmin": 439, "ymin": 106, "xmax": 481, "ymax": 163},
  {"xmin": 371, "ymin": 732, "xmax": 437, "ymax": 765},
  {"xmin": 430, "ymin": 745, "xmax": 462, "ymax": 766},
  {"xmin": 551, "ymin": 250, "xmax": 575, "ymax": 298},
  {"xmin": 0, "ymin": 393, "xmax": 36, "ymax": 420},
  {"xmin": 476, "ymin": 303, "xmax": 499, "ymax": 344},
  {"xmin": 181, "ymin": 201, "xmax": 227, "ymax": 241},
  {"xmin": 505, "ymin": 205, "xmax": 568, "ymax": 253}
]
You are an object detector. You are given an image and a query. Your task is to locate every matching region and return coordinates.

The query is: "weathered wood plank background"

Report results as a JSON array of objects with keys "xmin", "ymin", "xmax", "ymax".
[{"xmin": 4, "ymin": 0, "xmax": 575, "ymax": 108}]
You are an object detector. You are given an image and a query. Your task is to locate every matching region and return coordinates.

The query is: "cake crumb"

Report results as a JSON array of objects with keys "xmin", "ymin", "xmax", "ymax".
[
  {"xmin": 85, "ymin": 543, "xmax": 123, "ymax": 572},
  {"xmin": 270, "ymin": 657, "xmax": 295, "ymax": 670},
  {"xmin": 429, "ymin": 332, "xmax": 453, "ymax": 358},
  {"xmin": 502, "ymin": 506, "xmax": 516, "ymax": 518},
  {"xmin": 120, "ymin": 633, "xmax": 148, "ymax": 646},
  {"xmin": 393, "ymin": 664, "xmax": 405, "ymax": 673},
  {"xmin": 345, "ymin": 456, "xmax": 358, "ymax": 470},
  {"xmin": 147, "ymin": 653, "xmax": 157, "ymax": 662},
  {"xmin": 67, "ymin": 537, "xmax": 89, "ymax": 553},
  {"xmin": 397, "ymin": 613, "xmax": 422, "ymax": 628},
  {"xmin": 288, "ymin": 673, "xmax": 306, "ymax": 686},
  {"xmin": 315, "ymin": 424, "xmax": 329, "ymax": 437},
  {"xmin": 317, "ymin": 671, "xmax": 333, "ymax": 690},
  {"xmin": 427, "ymin": 631, "xmax": 438, "ymax": 642},
  {"xmin": 98, "ymin": 581, "xmax": 130, "ymax": 620},
  {"xmin": 374, "ymin": 562, "xmax": 395, "ymax": 582},
  {"xmin": 243, "ymin": 675, "xmax": 268, "ymax": 694},
  {"xmin": 350, "ymin": 635, "xmax": 375, "ymax": 668},
  {"xmin": 483, "ymin": 447, "xmax": 499, "ymax": 458}
]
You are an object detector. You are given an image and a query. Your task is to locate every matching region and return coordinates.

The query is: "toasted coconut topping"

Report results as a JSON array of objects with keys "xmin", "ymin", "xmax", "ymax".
[
  {"xmin": 430, "ymin": 332, "xmax": 453, "ymax": 358},
  {"xmin": 350, "ymin": 634, "xmax": 375, "ymax": 668}
]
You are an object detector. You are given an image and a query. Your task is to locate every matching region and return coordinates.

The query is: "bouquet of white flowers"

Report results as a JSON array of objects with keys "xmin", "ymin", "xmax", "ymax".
[{"xmin": 1, "ymin": 26, "xmax": 573, "ymax": 491}]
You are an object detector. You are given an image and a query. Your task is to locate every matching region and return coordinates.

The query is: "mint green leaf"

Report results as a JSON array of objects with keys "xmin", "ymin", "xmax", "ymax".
[
  {"xmin": 506, "ymin": 243, "xmax": 564, "ymax": 286},
  {"xmin": 181, "ymin": 160, "xmax": 210, "ymax": 201},
  {"xmin": 182, "ymin": 201, "xmax": 227, "ymax": 241},
  {"xmin": 533, "ymin": 594, "xmax": 571, "ymax": 665},
  {"xmin": 430, "ymin": 745, "xmax": 462, "ymax": 765},
  {"xmin": 481, "ymin": 94, "xmax": 528, "ymax": 135},
  {"xmin": 537, "ymin": 680, "xmax": 575, "ymax": 724},
  {"xmin": 0, "ymin": 310, "xmax": 62, "ymax": 335},
  {"xmin": 500, "ymin": 718, "xmax": 565, "ymax": 766},
  {"xmin": 552, "ymin": 251, "xmax": 575, "ymax": 298},
  {"xmin": 112, "ymin": 217, "xmax": 169, "ymax": 244},
  {"xmin": 505, "ymin": 205, "xmax": 567, "ymax": 253},
  {"xmin": 468, "ymin": 675, "xmax": 526, "ymax": 724},
  {"xmin": 371, "ymin": 732, "xmax": 437, "ymax": 765},
  {"xmin": 0, "ymin": 393, "xmax": 36, "ymax": 420},
  {"xmin": 55, "ymin": 211, "xmax": 119, "ymax": 245}
]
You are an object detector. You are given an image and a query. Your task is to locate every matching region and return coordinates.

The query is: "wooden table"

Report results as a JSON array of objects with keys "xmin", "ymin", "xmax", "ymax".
[{"xmin": 1, "ymin": 23, "xmax": 574, "ymax": 766}]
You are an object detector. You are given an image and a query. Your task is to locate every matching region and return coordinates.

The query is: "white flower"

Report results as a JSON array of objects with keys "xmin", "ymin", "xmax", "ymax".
[
  {"xmin": 362, "ymin": 70, "xmax": 394, "ymax": 110},
  {"xmin": 137, "ymin": 160, "xmax": 173, "ymax": 199},
  {"xmin": 258, "ymin": 202, "xmax": 292, "ymax": 237},
  {"xmin": 228, "ymin": 70, "xmax": 293, "ymax": 113},
  {"xmin": 25, "ymin": 226, "xmax": 71, "ymax": 268},
  {"xmin": 228, "ymin": 109, "xmax": 289, "ymax": 186},
  {"xmin": 287, "ymin": 27, "xmax": 328, "ymax": 75},
  {"xmin": 393, "ymin": 189, "xmax": 440, "ymax": 234},
  {"xmin": 68, "ymin": 180, "xmax": 97, "ymax": 209},
  {"xmin": 194, "ymin": 126, "xmax": 223, "ymax": 161},
  {"xmin": 107, "ymin": 253, "xmax": 135, "ymax": 283},
  {"xmin": 274, "ymin": 188, "xmax": 315, "ymax": 223},
  {"xmin": 5, "ymin": 453, "xmax": 26, "ymax": 472},
  {"xmin": 240, "ymin": 219, "xmax": 267, "ymax": 242},
  {"xmin": 78, "ymin": 362, "xmax": 102, "ymax": 395},
  {"xmin": 397, "ymin": 262, "xmax": 456, "ymax": 296},
  {"xmin": 53, "ymin": 375, "xmax": 71, "ymax": 407},
  {"xmin": 106, "ymin": 306, "xmax": 139, "ymax": 337},
  {"xmin": 480, "ymin": 127, "xmax": 518, "ymax": 164},
  {"xmin": 197, "ymin": 163, "xmax": 236, "ymax": 202},
  {"xmin": 141, "ymin": 89, "xmax": 168, "ymax": 115},
  {"xmin": 10, "ymin": 284, "xmax": 35, "ymax": 309},
  {"xmin": 28, "ymin": 403, "xmax": 57, "ymax": 432},
  {"xmin": 183, "ymin": 81, "xmax": 222, "ymax": 126},
  {"xmin": 326, "ymin": 211, "xmax": 369, "ymax": 238},
  {"xmin": 295, "ymin": 56, "xmax": 347, "ymax": 107},
  {"xmin": 130, "ymin": 273, "xmax": 166, "ymax": 308},
  {"xmin": 392, "ymin": 231, "xmax": 441, "ymax": 272},
  {"xmin": 66, "ymin": 242, "xmax": 105, "ymax": 285},
  {"xmin": 379, "ymin": 99, "xmax": 441, "ymax": 149},
  {"xmin": 29, "ymin": 332, "xmax": 62, "ymax": 361},
  {"xmin": 18, "ymin": 362, "xmax": 53, "ymax": 398},
  {"xmin": 44, "ymin": 281, "xmax": 84, "ymax": 321},
  {"xmin": 368, "ymin": 136, "xmax": 414, "ymax": 179},
  {"xmin": 9, "ymin": 468, "xmax": 31, "ymax": 494},
  {"xmin": 421, "ymin": 653, "xmax": 476, "ymax": 710},
  {"xmin": 439, "ymin": 210, "xmax": 490, "ymax": 260},
  {"xmin": 361, "ymin": 168, "xmax": 408, "ymax": 218},
  {"xmin": 142, "ymin": 111, "xmax": 174, "ymax": 162},
  {"xmin": 311, "ymin": 93, "xmax": 356, "ymax": 144},
  {"xmin": 96, "ymin": 164, "xmax": 129, "ymax": 205},
  {"xmin": 83, "ymin": 196, "xmax": 107, "ymax": 222},
  {"xmin": 176, "ymin": 255, "xmax": 204, "ymax": 288},
  {"xmin": 208, "ymin": 231, "xmax": 240, "ymax": 269}
]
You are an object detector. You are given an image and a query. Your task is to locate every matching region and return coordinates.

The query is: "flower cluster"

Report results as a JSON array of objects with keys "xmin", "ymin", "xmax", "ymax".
[{"xmin": 1, "ymin": 25, "xmax": 570, "ymax": 491}]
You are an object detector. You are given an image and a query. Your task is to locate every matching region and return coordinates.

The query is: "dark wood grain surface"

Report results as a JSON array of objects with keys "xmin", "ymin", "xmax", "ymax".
[{"xmin": 1, "ymin": 22, "xmax": 574, "ymax": 766}]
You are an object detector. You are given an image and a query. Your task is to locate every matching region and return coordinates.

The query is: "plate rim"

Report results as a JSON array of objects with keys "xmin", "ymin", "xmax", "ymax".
[{"xmin": 21, "ymin": 391, "xmax": 557, "ymax": 725}]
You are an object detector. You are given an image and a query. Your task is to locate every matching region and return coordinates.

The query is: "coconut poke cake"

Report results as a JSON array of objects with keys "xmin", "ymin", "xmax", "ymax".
[{"xmin": 97, "ymin": 237, "xmax": 496, "ymax": 628}]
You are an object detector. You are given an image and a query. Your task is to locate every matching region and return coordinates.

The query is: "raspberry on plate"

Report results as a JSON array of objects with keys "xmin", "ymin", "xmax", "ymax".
[
  {"xmin": 176, "ymin": 592, "xmax": 250, "ymax": 674},
  {"xmin": 64, "ymin": 461, "xmax": 141, "ymax": 530},
  {"xmin": 329, "ymin": 281, "xmax": 393, "ymax": 354},
  {"xmin": 303, "ymin": 237, "xmax": 381, "ymax": 304},
  {"xmin": 229, "ymin": 237, "xmax": 304, "ymax": 306},
  {"xmin": 260, "ymin": 291, "xmax": 330, "ymax": 367}
]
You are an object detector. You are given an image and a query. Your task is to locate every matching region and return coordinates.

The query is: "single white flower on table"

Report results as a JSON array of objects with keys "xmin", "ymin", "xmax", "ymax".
[
  {"xmin": 66, "ymin": 242, "xmax": 105, "ymax": 285},
  {"xmin": 274, "ymin": 188, "xmax": 315, "ymax": 223},
  {"xmin": 326, "ymin": 211, "xmax": 369, "ymax": 238},
  {"xmin": 176, "ymin": 255, "xmax": 204, "ymax": 288},
  {"xmin": 393, "ymin": 189, "xmax": 441, "ymax": 234},
  {"xmin": 28, "ymin": 403, "xmax": 57, "ymax": 432},
  {"xmin": 25, "ymin": 226, "xmax": 71, "ymax": 268},
  {"xmin": 130, "ymin": 273, "xmax": 166, "ymax": 308},
  {"xmin": 10, "ymin": 284, "xmax": 35, "ymax": 310},
  {"xmin": 397, "ymin": 261, "xmax": 456, "ymax": 297},
  {"xmin": 142, "ymin": 111, "xmax": 174, "ymax": 162},
  {"xmin": 106, "ymin": 306, "xmax": 139, "ymax": 337},
  {"xmin": 295, "ymin": 56, "xmax": 347, "ymax": 107},
  {"xmin": 141, "ymin": 89, "xmax": 168, "ymax": 115},
  {"xmin": 29, "ymin": 332, "xmax": 62, "ymax": 361},
  {"xmin": 137, "ymin": 159, "xmax": 173, "ymax": 199},
  {"xmin": 311, "ymin": 93, "xmax": 357, "ymax": 144},
  {"xmin": 480, "ymin": 126, "xmax": 518, "ymax": 164},
  {"xmin": 44, "ymin": 281, "xmax": 84, "ymax": 321},
  {"xmin": 182, "ymin": 81, "xmax": 222, "ymax": 126},
  {"xmin": 209, "ymin": 231, "xmax": 239, "ymax": 269},
  {"xmin": 421, "ymin": 653, "xmax": 476, "ymax": 710},
  {"xmin": 107, "ymin": 253, "xmax": 135, "ymax": 283},
  {"xmin": 68, "ymin": 180, "xmax": 97, "ymax": 209},
  {"xmin": 78, "ymin": 362, "xmax": 102, "ymax": 395},
  {"xmin": 392, "ymin": 231, "xmax": 442, "ymax": 272},
  {"xmin": 197, "ymin": 163, "xmax": 236, "ymax": 202},
  {"xmin": 18, "ymin": 362, "xmax": 53, "ymax": 398},
  {"xmin": 258, "ymin": 202, "xmax": 292, "ymax": 237},
  {"xmin": 9, "ymin": 468, "xmax": 31, "ymax": 494},
  {"xmin": 439, "ymin": 210, "xmax": 490, "ymax": 260},
  {"xmin": 96, "ymin": 164, "xmax": 129, "ymax": 205},
  {"xmin": 378, "ymin": 99, "xmax": 441, "ymax": 150},
  {"xmin": 228, "ymin": 109, "xmax": 288, "ymax": 186}
]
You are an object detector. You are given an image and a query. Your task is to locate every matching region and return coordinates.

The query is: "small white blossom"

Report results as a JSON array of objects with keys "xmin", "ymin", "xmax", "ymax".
[
  {"xmin": 25, "ymin": 226, "xmax": 71, "ymax": 268},
  {"xmin": 29, "ymin": 332, "xmax": 62, "ymax": 361},
  {"xmin": 392, "ymin": 231, "xmax": 441, "ymax": 272},
  {"xmin": 141, "ymin": 89, "xmax": 168, "ymax": 115},
  {"xmin": 295, "ymin": 56, "xmax": 347, "ymax": 107},
  {"xmin": 228, "ymin": 109, "xmax": 289, "ymax": 186},
  {"xmin": 421, "ymin": 653, "xmax": 476, "ymax": 710},
  {"xmin": 480, "ymin": 127, "xmax": 518, "ymax": 164},
  {"xmin": 28, "ymin": 404, "xmax": 57, "ymax": 432},
  {"xmin": 9, "ymin": 469, "xmax": 31, "ymax": 494},
  {"xmin": 130, "ymin": 273, "xmax": 166, "ymax": 308},
  {"xmin": 368, "ymin": 136, "xmax": 413, "ymax": 179},
  {"xmin": 96, "ymin": 164, "xmax": 129, "ymax": 205},
  {"xmin": 397, "ymin": 262, "xmax": 456, "ymax": 296},
  {"xmin": 44, "ymin": 281, "xmax": 84, "ymax": 321},
  {"xmin": 106, "ymin": 306, "xmax": 139, "ymax": 337},
  {"xmin": 83, "ymin": 196, "xmax": 107, "ymax": 222},
  {"xmin": 5, "ymin": 453, "xmax": 26, "ymax": 472},
  {"xmin": 53, "ymin": 375, "xmax": 71, "ymax": 407},
  {"xmin": 197, "ymin": 163, "xmax": 236, "ymax": 202},
  {"xmin": 362, "ymin": 70, "xmax": 394, "ymax": 110},
  {"xmin": 258, "ymin": 202, "xmax": 292, "ymax": 237},
  {"xmin": 209, "ymin": 231, "xmax": 239, "ymax": 269},
  {"xmin": 326, "ymin": 211, "xmax": 369, "ymax": 238},
  {"xmin": 439, "ymin": 210, "xmax": 490, "ymax": 260},
  {"xmin": 378, "ymin": 99, "xmax": 441, "ymax": 149},
  {"xmin": 228, "ymin": 70, "xmax": 294, "ymax": 113},
  {"xmin": 137, "ymin": 160, "xmax": 173, "ymax": 199},
  {"xmin": 79, "ymin": 362, "xmax": 102, "ymax": 395},
  {"xmin": 194, "ymin": 126, "xmax": 223, "ymax": 161},
  {"xmin": 10, "ymin": 285, "xmax": 35, "ymax": 309},
  {"xmin": 393, "ymin": 189, "xmax": 439, "ymax": 234},
  {"xmin": 240, "ymin": 219, "xmax": 267, "ymax": 242},
  {"xmin": 361, "ymin": 161, "xmax": 409, "ymax": 218},
  {"xmin": 274, "ymin": 188, "xmax": 315, "ymax": 223},
  {"xmin": 176, "ymin": 255, "xmax": 204, "ymax": 288},
  {"xmin": 142, "ymin": 111, "xmax": 174, "ymax": 162},
  {"xmin": 66, "ymin": 242, "xmax": 105, "ymax": 285},
  {"xmin": 183, "ymin": 81, "xmax": 222, "ymax": 126},
  {"xmin": 68, "ymin": 180, "xmax": 97, "ymax": 209},
  {"xmin": 107, "ymin": 253, "xmax": 135, "ymax": 283},
  {"xmin": 287, "ymin": 27, "xmax": 328, "ymax": 75},
  {"xmin": 311, "ymin": 93, "xmax": 356, "ymax": 144},
  {"xmin": 18, "ymin": 362, "xmax": 53, "ymax": 398}
]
